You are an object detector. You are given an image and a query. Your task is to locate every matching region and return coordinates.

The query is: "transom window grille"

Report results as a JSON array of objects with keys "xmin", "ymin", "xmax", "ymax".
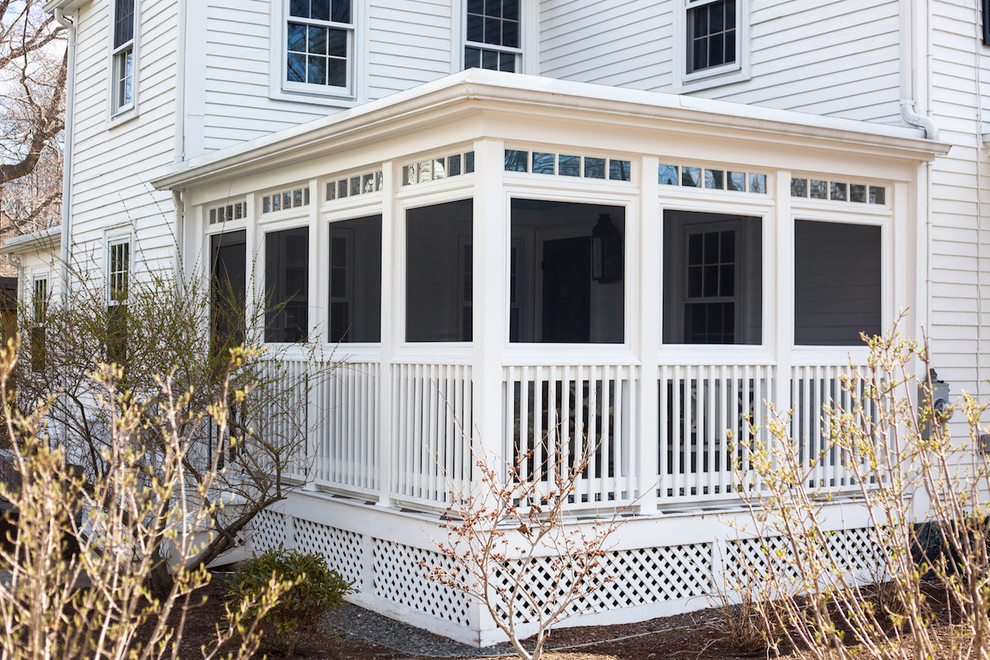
[
  {"xmin": 108, "ymin": 240, "xmax": 130, "ymax": 304},
  {"xmin": 464, "ymin": 0, "xmax": 520, "ymax": 72},
  {"xmin": 286, "ymin": 0, "xmax": 353, "ymax": 91},
  {"xmin": 261, "ymin": 186, "xmax": 310, "ymax": 214},
  {"xmin": 790, "ymin": 177, "xmax": 886, "ymax": 205},
  {"xmin": 326, "ymin": 170, "xmax": 383, "ymax": 201},
  {"xmin": 401, "ymin": 151, "xmax": 475, "ymax": 186},
  {"xmin": 658, "ymin": 163, "xmax": 766, "ymax": 194},
  {"xmin": 111, "ymin": 0, "xmax": 136, "ymax": 114},
  {"xmin": 686, "ymin": 0, "xmax": 737, "ymax": 74},
  {"xmin": 505, "ymin": 150, "xmax": 632, "ymax": 182},
  {"xmin": 209, "ymin": 202, "xmax": 246, "ymax": 224}
]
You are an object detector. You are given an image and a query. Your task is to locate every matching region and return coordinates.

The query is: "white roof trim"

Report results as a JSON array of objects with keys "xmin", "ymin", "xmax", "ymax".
[
  {"xmin": 153, "ymin": 69, "xmax": 952, "ymax": 190},
  {"xmin": 1, "ymin": 226, "xmax": 61, "ymax": 256}
]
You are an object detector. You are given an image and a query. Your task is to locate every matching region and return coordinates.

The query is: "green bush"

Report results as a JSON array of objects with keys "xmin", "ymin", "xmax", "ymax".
[{"xmin": 229, "ymin": 547, "xmax": 353, "ymax": 654}]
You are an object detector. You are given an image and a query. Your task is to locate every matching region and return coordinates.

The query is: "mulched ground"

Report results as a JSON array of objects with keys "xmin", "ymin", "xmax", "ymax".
[{"xmin": 166, "ymin": 575, "xmax": 781, "ymax": 659}]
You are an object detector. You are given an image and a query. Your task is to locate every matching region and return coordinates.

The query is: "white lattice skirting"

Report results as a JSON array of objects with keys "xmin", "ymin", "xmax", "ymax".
[{"xmin": 249, "ymin": 502, "xmax": 885, "ymax": 647}]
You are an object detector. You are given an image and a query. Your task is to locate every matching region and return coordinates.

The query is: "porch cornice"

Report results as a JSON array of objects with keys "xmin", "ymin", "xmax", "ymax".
[{"xmin": 151, "ymin": 69, "xmax": 952, "ymax": 191}]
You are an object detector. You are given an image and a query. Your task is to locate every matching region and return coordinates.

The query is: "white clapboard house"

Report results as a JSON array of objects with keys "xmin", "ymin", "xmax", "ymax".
[{"xmin": 11, "ymin": 0, "xmax": 990, "ymax": 646}]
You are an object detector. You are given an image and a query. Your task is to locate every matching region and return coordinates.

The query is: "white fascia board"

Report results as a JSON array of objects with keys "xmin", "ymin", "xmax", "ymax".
[
  {"xmin": 152, "ymin": 69, "xmax": 952, "ymax": 191},
  {"xmin": 43, "ymin": 0, "xmax": 87, "ymax": 12},
  {"xmin": 0, "ymin": 226, "xmax": 62, "ymax": 256}
]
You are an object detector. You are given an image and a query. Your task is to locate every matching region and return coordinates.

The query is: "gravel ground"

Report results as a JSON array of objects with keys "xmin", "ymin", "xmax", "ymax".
[{"xmin": 327, "ymin": 604, "xmax": 516, "ymax": 658}]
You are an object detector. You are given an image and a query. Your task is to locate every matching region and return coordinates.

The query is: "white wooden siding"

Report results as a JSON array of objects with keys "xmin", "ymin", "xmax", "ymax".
[
  {"xmin": 927, "ymin": 0, "xmax": 990, "ymax": 403},
  {"xmin": 67, "ymin": 0, "xmax": 179, "ymax": 284},
  {"xmin": 200, "ymin": 0, "xmax": 454, "ymax": 154},
  {"xmin": 539, "ymin": 0, "xmax": 901, "ymax": 124}
]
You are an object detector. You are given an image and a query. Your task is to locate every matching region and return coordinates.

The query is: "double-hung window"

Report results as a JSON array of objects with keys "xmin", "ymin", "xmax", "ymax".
[
  {"xmin": 684, "ymin": 0, "xmax": 740, "ymax": 78},
  {"xmin": 285, "ymin": 0, "xmax": 353, "ymax": 94},
  {"xmin": 111, "ymin": 0, "xmax": 136, "ymax": 115},
  {"xmin": 464, "ymin": 0, "xmax": 520, "ymax": 73},
  {"xmin": 107, "ymin": 238, "xmax": 130, "ymax": 363}
]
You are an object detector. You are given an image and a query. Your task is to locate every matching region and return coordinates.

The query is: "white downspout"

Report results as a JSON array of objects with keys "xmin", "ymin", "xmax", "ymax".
[
  {"xmin": 54, "ymin": 8, "xmax": 75, "ymax": 300},
  {"xmin": 173, "ymin": 0, "xmax": 188, "ymax": 278},
  {"xmin": 899, "ymin": 0, "xmax": 938, "ymax": 140}
]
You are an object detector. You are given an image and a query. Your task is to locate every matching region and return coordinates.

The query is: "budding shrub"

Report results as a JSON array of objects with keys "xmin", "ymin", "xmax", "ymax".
[{"xmin": 230, "ymin": 547, "xmax": 353, "ymax": 655}]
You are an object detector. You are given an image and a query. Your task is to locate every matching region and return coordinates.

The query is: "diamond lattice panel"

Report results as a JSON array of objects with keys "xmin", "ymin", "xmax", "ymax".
[
  {"xmin": 728, "ymin": 527, "xmax": 884, "ymax": 585},
  {"xmin": 253, "ymin": 509, "xmax": 288, "ymax": 552},
  {"xmin": 293, "ymin": 518, "xmax": 364, "ymax": 585},
  {"xmin": 491, "ymin": 543, "xmax": 713, "ymax": 624},
  {"xmin": 372, "ymin": 540, "xmax": 470, "ymax": 626}
]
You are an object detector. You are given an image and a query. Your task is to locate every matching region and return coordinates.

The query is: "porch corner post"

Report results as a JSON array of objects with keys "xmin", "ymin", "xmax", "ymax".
[
  {"xmin": 470, "ymin": 137, "xmax": 508, "ymax": 641},
  {"xmin": 305, "ymin": 177, "xmax": 322, "ymax": 490},
  {"xmin": 773, "ymin": 170, "xmax": 794, "ymax": 426},
  {"xmin": 378, "ymin": 160, "xmax": 397, "ymax": 508},
  {"xmin": 638, "ymin": 155, "xmax": 661, "ymax": 514},
  {"xmin": 470, "ymin": 137, "xmax": 508, "ymax": 471}
]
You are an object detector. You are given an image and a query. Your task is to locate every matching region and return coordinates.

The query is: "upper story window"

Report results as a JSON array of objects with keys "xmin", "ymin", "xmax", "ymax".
[
  {"xmin": 285, "ymin": 0, "xmax": 353, "ymax": 94},
  {"xmin": 111, "ymin": 0, "xmax": 136, "ymax": 114},
  {"xmin": 464, "ymin": 0, "xmax": 520, "ymax": 73},
  {"xmin": 686, "ymin": 0, "xmax": 737, "ymax": 74}
]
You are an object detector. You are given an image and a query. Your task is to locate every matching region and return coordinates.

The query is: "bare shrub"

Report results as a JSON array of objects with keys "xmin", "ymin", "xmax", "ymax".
[
  {"xmin": 0, "ymin": 338, "xmax": 293, "ymax": 659},
  {"xmin": 729, "ymin": 322, "xmax": 990, "ymax": 660},
  {"xmin": 427, "ymin": 435, "xmax": 624, "ymax": 660}
]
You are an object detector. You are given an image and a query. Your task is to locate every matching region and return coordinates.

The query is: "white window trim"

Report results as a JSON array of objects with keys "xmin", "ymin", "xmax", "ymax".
[
  {"xmin": 106, "ymin": 235, "xmax": 132, "ymax": 306},
  {"xmin": 456, "ymin": 0, "xmax": 535, "ymax": 75},
  {"xmin": 673, "ymin": 0, "xmax": 750, "ymax": 93},
  {"xmin": 108, "ymin": 0, "xmax": 140, "ymax": 123},
  {"xmin": 269, "ymin": 0, "xmax": 362, "ymax": 106}
]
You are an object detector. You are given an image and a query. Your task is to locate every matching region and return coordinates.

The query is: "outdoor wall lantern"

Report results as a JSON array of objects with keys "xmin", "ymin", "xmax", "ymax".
[{"xmin": 591, "ymin": 213, "xmax": 623, "ymax": 283}]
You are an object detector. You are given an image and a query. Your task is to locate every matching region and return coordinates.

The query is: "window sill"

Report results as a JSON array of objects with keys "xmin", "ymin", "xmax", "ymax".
[
  {"xmin": 108, "ymin": 106, "xmax": 139, "ymax": 129},
  {"xmin": 674, "ymin": 64, "xmax": 750, "ymax": 94},
  {"xmin": 270, "ymin": 85, "xmax": 359, "ymax": 108}
]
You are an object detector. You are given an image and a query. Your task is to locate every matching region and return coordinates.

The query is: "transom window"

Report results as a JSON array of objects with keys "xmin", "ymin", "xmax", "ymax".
[
  {"xmin": 464, "ymin": 0, "xmax": 520, "ymax": 73},
  {"xmin": 286, "ymin": 0, "xmax": 353, "ymax": 92},
  {"xmin": 111, "ymin": 0, "xmax": 136, "ymax": 114},
  {"xmin": 686, "ymin": 0, "xmax": 737, "ymax": 74}
]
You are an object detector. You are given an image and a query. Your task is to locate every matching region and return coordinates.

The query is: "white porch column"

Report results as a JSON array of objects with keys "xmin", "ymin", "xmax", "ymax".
[
  {"xmin": 638, "ymin": 155, "xmax": 660, "ymax": 513},
  {"xmin": 304, "ymin": 177, "xmax": 321, "ymax": 491},
  {"xmin": 471, "ymin": 137, "xmax": 508, "ymax": 466},
  {"xmin": 377, "ymin": 160, "xmax": 397, "ymax": 507},
  {"xmin": 469, "ymin": 138, "xmax": 507, "ymax": 640},
  {"xmin": 773, "ymin": 170, "xmax": 793, "ymax": 416}
]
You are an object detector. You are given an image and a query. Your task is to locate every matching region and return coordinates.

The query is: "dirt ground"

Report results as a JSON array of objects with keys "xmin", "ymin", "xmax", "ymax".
[{"xmin": 166, "ymin": 578, "xmax": 780, "ymax": 659}]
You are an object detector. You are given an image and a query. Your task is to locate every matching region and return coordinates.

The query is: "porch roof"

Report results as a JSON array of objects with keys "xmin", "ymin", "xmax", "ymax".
[
  {"xmin": 152, "ymin": 69, "xmax": 951, "ymax": 191},
  {"xmin": 0, "ymin": 225, "xmax": 61, "ymax": 256}
]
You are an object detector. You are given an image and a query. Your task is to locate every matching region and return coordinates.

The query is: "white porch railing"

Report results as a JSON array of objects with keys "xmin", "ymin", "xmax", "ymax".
[
  {"xmin": 254, "ymin": 352, "xmax": 877, "ymax": 513},
  {"xmin": 657, "ymin": 363, "xmax": 774, "ymax": 503},
  {"xmin": 389, "ymin": 362, "xmax": 474, "ymax": 510},
  {"xmin": 502, "ymin": 363, "xmax": 639, "ymax": 508},
  {"xmin": 790, "ymin": 361, "xmax": 878, "ymax": 492},
  {"xmin": 311, "ymin": 361, "xmax": 380, "ymax": 495}
]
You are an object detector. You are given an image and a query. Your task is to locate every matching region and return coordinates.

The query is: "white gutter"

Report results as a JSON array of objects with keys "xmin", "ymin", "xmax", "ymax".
[
  {"xmin": 54, "ymin": 7, "xmax": 75, "ymax": 299},
  {"xmin": 152, "ymin": 70, "xmax": 950, "ymax": 191},
  {"xmin": 0, "ymin": 227, "xmax": 62, "ymax": 257}
]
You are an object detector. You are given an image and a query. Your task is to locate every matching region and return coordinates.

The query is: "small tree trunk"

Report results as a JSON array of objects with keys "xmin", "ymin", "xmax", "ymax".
[{"xmin": 146, "ymin": 553, "xmax": 174, "ymax": 599}]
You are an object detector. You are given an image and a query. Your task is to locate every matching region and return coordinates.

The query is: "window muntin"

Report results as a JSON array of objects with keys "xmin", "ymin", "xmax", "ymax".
[
  {"xmin": 464, "ymin": 0, "xmax": 520, "ymax": 72},
  {"xmin": 686, "ymin": 0, "xmax": 737, "ymax": 75},
  {"xmin": 509, "ymin": 199, "xmax": 625, "ymax": 344},
  {"xmin": 405, "ymin": 200, "xmax": 473, "ymax": 342},
  {"xmin": 286, "ymin": 0, "xmax": 353, "ymax": 93},
  {"xmin": 328, "ymin": 215, "xmax": 382, "ymax": 344},
  {"xmin": 265, "ymin": 227, "xmax": 309, "ymax": 343},
  {"xmin": 663, "ymin": 210, "xmax": 762, "ymax": 345},
  {"xmin": 111, "ymin": 0, "xmax": 136, "ymax": 114},
  {"xmin": 107, "ymin": 238, "xmax": 130, "ymax": 363},
  {"xmin": 30, "ymin": 276, "xmax": 48, "ymax": 372},
  {"xmin": 794, "ymin": 220, "xmax": 881, "ymax": 345}
]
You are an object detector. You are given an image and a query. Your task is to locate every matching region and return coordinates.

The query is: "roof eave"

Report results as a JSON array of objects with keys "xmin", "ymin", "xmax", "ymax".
[
  {"xmin": 152, "ymin": 70, "xmax": 952, "ymax": 191},
  {"xmin": 0, "ymin": 226, "xmax": 62, "ymax": 256}
]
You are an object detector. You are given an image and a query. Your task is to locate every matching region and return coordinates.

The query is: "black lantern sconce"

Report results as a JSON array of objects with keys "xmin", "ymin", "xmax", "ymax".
[{"xmin": 591, "ymin": 213, "xmax": 623, "ymax": 283}]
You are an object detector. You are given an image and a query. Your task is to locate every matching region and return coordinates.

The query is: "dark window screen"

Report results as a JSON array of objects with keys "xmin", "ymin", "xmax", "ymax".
[
  {"xmin": 265, "ymin": 227, "xmax": 309, "ymax": 343},
  {"xmin": 211, "ymin": 231, "xmax": 247, "ymax": 353},
  {"xmin": 329, "ymin": 215, "xmax": 382, "ymax": 343}
]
